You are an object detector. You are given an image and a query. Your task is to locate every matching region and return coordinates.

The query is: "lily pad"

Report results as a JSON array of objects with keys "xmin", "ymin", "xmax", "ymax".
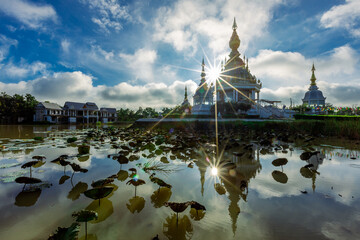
[
  {"xmin": 272, "ymin": 158, "xmax": 288, "ymax": 167},
  {"xmin": 272, "ymin": 170, "xmax": 288, "ymax": 184},
  {"xmin": 68, "ymin": 182, "xmax": 88, "ymax": 201}
]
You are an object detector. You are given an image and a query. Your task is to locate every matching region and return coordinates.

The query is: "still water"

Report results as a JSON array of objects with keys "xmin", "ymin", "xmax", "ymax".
[{"xmin": 0, "ymin": 125, "xmax": 359, "ymax": 240}]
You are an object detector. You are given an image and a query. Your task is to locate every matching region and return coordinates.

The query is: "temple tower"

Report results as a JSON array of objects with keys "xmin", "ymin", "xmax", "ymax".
[
  {"xmin": 216, "ymin": 18, "xmax": 261, "ymax": 104},
  {"xmin": 302, "ymin": 64, "xmax": 326, "ymax": 106}
]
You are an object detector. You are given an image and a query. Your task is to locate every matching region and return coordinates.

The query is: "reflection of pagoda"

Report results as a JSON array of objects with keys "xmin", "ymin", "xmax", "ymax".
[
  {"xmin": 217, "ymin": 18, "xmax": 262, "ymax": 104},
  {"xmin": 196, "ymin": 160, "xmax": 207, "ymax": 196},
  {"xmin": 220, "ymin": 144, "xmax": 262, "ymax": 236},
  {"xmin": 192, "ymin": 58, "xmax": 214, "ymax": 115}
]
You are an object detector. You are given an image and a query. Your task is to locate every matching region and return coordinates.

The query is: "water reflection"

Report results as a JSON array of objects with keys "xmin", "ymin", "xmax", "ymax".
[
  {"xmin": 15, "ymin": 188, "xmax": 41, "ymax": 207},
  {"xmin": 1, "ymin": 125, "xmax": 360, "ymax": 240},
  {"xmin": 86, "ymin": 198, "xmax": 114, "ymax": 223},
  {"xmin": 300, "ymin": 151, "xmax": 325, "ymax": 192},
  {"xmin": 151, "ymin": 187, "xmax": 172, "ymax": 208},
  {"xmin": 126, "ymin": 196, "xmax": 145, "ymax": 213},
  {"xmin": 163, "ymin": 214, "xmax": 193, "ymax": 240},
  {"xmin": 68, "ymin": 182, "xmax": 88, "ymax": 201}
]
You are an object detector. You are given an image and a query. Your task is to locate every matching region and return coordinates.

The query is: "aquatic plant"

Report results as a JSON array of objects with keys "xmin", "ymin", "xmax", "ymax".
[
  {"xmin": 67, "ymin": 137, "xmax": 77, "ymax": 143},
  {"xmin": 84, "ymin": 187, "xmax": 114, "ymax": 206},
  {"xmin": 72, "ymin": 210, "xmax": 98, "ymax": 240},
  {"xmin": 164, "ymin": 201, "xmax": 192, "ymax": 222},
  {"xmin": 149, "ymin": 173, "xmax": 172, "ymax": 191},
  {"xmin": 126, "ymin": 178, "xmax": 146, "ymax": 197},
  {"xmin": 272, "ymin": 158, "xmax": 288, "ymax": 172},
  {"xmin": 78, "ymin": 145, "xmax": 90, "ymax": 155},
  {"xmin": 48, "ymin": 223, "xmax": 80, "ymax": 240},
  {"xmin": 21, "ymin": 160, "xmax": 42, "ymax": 178}
]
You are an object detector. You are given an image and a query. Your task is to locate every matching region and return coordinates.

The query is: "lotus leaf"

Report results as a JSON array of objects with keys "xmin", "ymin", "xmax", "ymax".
[
  {"xmin": 272, "ymin": 158, "xmax": 288, "ymax": 167},
  {"xmin": 126, "ymin": 196, "xmax": 145, "ymax": 213},
  {"xmin": 15, "ymin": 176, "xmax": 42, "ymax": 184},
  {"xmin": 59, "ymin": 175, "xmax": 70, "ymax": 185},
  {"xmin": 15, "ymin": 188, "xmax": 42, "ymax": 207},
  {"xmin": 300, "ymin": 167, "xmax": 314, "ymax": 178},
  {"xmin": 68, "ymin": 182, "xmax": 88, "ymax": 201},
  {"xmin": 84, "ymin": 187, "xmax": 114, "ymax": 205},
  {"xmin": 117, "ymin": 170, "xmax": 128, "ymax": 181},
  {"xmin": 272, "ymin": 170, "xmax": 288, "ymax": 184}
]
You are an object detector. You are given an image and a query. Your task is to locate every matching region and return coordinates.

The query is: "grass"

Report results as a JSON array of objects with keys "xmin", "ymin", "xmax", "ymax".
[
  {"xmin": 131, "ymin": 119, "xmax": 360, "ymax": 140},
  {"xmin": 294, "ymin": 114, "xmax": 360, "ymax": 121}
]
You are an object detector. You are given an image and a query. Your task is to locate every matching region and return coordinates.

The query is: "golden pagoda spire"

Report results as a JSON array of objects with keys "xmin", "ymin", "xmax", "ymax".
[
  {"xmin": 232, "ymin": 17, "xmax": 237, "ymax": 30},
  {"xmin": 201, "ymin": 57, "xmax": 206, "ymax": 84},
  {"xmin": 229, "ymin": 18, "xmax": 240, "ymax": 52},
  {"xmin": 310, "ymin": 63, "xmax": 316, "ymax": 86}
]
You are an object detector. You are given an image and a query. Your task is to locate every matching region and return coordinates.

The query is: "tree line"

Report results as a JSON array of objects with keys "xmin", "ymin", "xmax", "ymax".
[{"xmin": 0, "ymin": 92, "xmax": 38, "ymax": 124}]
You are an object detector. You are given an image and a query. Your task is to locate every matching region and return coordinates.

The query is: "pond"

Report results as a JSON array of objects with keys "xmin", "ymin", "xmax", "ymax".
[{"xmin": 0, "ymin": 124, "xmax": 359, "ymax": 240}]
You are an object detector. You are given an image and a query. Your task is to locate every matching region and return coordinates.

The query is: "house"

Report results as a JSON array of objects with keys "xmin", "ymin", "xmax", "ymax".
[
  {"xmin": 63, "ymin": 102, "xmax": 100, "ymax": 123},
  {"xmin": 100, "ymin": 108, "xmax": 117, "ymax": 123},
  {"xmin": 34, "ymin": 101, "xmax": 117, "ymax": 123},
  {"xmin": 34, "ymin": 102, "xmax": 64, "ymax": 123}
]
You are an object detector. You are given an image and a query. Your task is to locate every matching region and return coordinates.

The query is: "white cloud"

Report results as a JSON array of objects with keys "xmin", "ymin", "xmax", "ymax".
[
  {"xmin": 0, "ymin": 71, "xmax": 198, "ymax": 109},
  {"xmin": 260, "ymin": 81, "xmax": 360, "ymax": 107},
  {"xmin": 0, "ymin": 35, "xmax": 18, "ymax": 62},
  {"xmin": 61, "ymin": 39, "xmax": 70, "ymax": 54},
  {"xmin": 320, "ymin": 0, "xmax": 360, "ymax": 37},
  {"xmin": 247, "ymin": 45, "xmax": 360, "ymax": 106},
  {"xmin": 119, "ymin": 48, "xmax": 157, "ymax": 82},
  {"xmin": 250, "ymin": 45, "xmax": 360, "ymax": 88},
  {"xmin": 0, "ymin": 60, "xmax": 48, "ymax": 78},
  {"xmin": 80, "ymin": 0, "xmax": 130, "ymax": 33},
  {"xmin": 153, "ymin": 0, "xmax": 284, "ymax": 55},
  {"xmin": 0, "ymin": 0, "xmax": 57, "ymax": 29}
]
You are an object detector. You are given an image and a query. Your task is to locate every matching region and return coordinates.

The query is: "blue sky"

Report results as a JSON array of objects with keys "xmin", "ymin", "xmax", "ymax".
[{"xmin": 0, "ymin": 0, "xmax": 359, "ymax": 108}]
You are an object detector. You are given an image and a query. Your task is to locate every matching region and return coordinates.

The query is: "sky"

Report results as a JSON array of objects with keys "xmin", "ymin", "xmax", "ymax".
[{"xmin": 0, "ymin": 0, "xmax": 359, "ymax": 109}]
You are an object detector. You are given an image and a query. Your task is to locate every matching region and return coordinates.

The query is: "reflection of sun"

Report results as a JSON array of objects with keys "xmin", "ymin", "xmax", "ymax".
[{"xmin": 211, "ymin": 167, "xmax": 218, "ymax": 176}]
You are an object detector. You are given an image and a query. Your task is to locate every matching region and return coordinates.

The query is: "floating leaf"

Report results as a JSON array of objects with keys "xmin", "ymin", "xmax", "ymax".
[
  {"xmin": 117, "ymin": 170, "xmax": 128, "ymax": 181},
  {"xmin": 15, "ymin": 176, "xmax": 42, "ymax": 184},
  {"xmin": 151, "ymin": 187, "xmax": 172, "ymax": 208},
  {"xmin": 272, "ymin": 170, "xmax": 288, "ymax": 184},
  {"xmin": 84, "ymin": 187, "xmax": 114, "ymax": 205},
  {"xmin": 68, "ymin": 182, "xmax": 88, "ymax": 201},
  {"xmin": 15, "ymin": 188, "xmax": 42, "ymax": 207},
  {"xmin": 126, "ymin": 196, "xmax": 145, "ymax": 213},
  {"xmin": 86, "ymin": 198, "xmax": 114, "ymax": 223},
  {"xmin": 59, "ymin": 175, "xmax": 70, "ymax": 185},
  {"xmin": 300, "ymin": 167, "xmax": 314, "ymax": 178},
  {"xmin": 272, "ymin": 158, "xmax": 288, "ymax": 167}
]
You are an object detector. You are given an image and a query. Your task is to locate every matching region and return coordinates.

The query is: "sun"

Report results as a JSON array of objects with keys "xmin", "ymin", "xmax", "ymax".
[
  {"xmin": 205, "ymin": 59, "xmax": 221, "ymax": 84},
  {"xmin": 206, "ymin": 60, "xmax": 222, "ymax": 85}
]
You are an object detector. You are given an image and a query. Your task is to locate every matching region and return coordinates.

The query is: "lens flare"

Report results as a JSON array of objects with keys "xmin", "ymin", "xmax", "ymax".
[{"xmin": 211, "ymin": 167, "xmax": 218, "ymax": 176}]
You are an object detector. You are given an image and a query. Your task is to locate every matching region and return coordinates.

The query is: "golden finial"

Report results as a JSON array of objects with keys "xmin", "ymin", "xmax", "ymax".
[
  {"xmin": 229, "ymin": 17, "xmax": 240, "ymax": 51},
  {"xmin": 310, "ymin": 63, "xmax": 316, "ymax": 86},
  {"xmin": 232, "ymin": 17, "xmax": 237, "ymax": 30}
]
